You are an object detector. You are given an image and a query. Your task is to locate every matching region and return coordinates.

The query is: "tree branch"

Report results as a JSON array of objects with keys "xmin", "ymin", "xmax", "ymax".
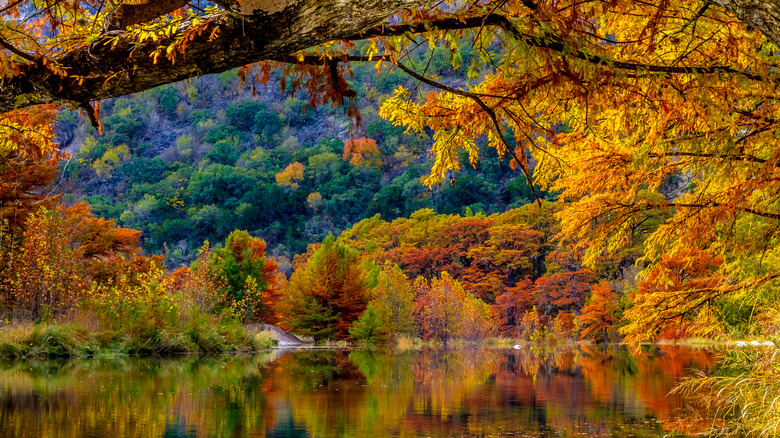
[
  {"xmin": 353, "ymin": 13, "xmax": 772, "ymax": 81},
  {"xmin": 392, "ymin": 60, "xmax": 543, "ymax": 205},
  {"xmin": 0, "ymin": 0, "xmax": 427, "ymax": 113},
  {"xmin": 1, "ymin": 5, "xmax": 778, "ymax": 114}
]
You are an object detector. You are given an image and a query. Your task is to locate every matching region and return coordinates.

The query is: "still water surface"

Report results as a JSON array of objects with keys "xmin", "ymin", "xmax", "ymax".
[{"xmin": 0, "ymin": 346, "xmax": 714, "ymax": 437}]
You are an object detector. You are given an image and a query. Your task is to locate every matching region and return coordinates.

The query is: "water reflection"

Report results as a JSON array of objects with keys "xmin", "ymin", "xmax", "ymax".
[{"xmin": 0, "ymin": 346, "xmax": 714, "ymax": 437}]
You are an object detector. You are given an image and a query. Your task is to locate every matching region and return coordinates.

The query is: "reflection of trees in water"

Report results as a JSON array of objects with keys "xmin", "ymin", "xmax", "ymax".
[
  {"xmin": 0, "ymin": 346, "xmax": 715, "ymax": 438},
  {"xmin": 0, "ymin": 354, "xmax": 277, "ymax": 438}
]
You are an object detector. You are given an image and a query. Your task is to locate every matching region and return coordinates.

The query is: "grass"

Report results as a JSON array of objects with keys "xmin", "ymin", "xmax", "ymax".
[
  {"xmin": 0, "ymin": 315, "xmax": 279, "ymax": 359},
  {"xmin": 671, "ymin": 310, "xmax": 780, "ymax": 437}
]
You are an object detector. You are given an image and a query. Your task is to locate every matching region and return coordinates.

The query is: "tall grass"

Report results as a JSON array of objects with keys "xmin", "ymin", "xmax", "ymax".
[
  {"xmin": 673, "ymin": 310, "xmax": 780, "ymax": 437},
  {"xmin": 0, "ymin": 313, "xmax": 277, "ymax": 359}
]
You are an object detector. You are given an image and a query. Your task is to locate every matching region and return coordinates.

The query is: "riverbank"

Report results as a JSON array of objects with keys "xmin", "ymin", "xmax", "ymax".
[
  {"xmin": 0, "ymin": 319, "xmax": 277, "ymax": 359},
  {"xmin": 5, "ymin": 318, "xmax": 769, "ymax": 360}
]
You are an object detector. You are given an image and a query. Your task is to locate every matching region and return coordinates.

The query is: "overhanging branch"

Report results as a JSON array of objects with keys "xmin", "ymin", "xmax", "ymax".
[{"xmin": 1, "ymin": 4, "xmax": 778, "ymax": 114}]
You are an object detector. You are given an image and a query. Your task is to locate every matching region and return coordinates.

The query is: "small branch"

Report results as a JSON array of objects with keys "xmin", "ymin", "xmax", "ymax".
[
  {"xmin": 393, "ymin": 60, "xmax": 542, "ymax": 206},
  {"xmin": 0, "ymin": 36, "xmax": 34, "ymax": 61},
  {"xmin": 271, "ymin": 54, "xmax": 393, "ymax": 64},
  {"xmin": 648, "ymin": 151, "xmax": 767, "ymax": 163}
]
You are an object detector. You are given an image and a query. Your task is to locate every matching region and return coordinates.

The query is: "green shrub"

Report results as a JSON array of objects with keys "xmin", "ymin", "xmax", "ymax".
[{"xmin": 349, "ymin": 304, "xmax": 386, "ymax": 346}]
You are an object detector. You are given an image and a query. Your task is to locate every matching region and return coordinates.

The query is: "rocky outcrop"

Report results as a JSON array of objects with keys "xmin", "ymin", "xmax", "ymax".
[{"xmin": 246, "ymin": 323, "xmax": 305, "ymax": 346}]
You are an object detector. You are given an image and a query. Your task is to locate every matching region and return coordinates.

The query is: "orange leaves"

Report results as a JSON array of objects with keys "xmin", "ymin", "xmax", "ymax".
[
  {"xmin": 61, "ymin": 202, "xmax": 141, "ymax": 259},
  {"xmin": 578, "ymin": 282, "xmax": 619, "ymax": 343},
  {"xmin": 621, "ymin": 248, "xmax": 727, "ymax": 348},
  {"xmin": 0, "ymin": 105, "xmax": 61, "ymax": 228},
  {"xmin": 0, "ymin": 105, "xmax": 57, "ymax": 158},
  {"xmin": 275, "ymin": 161, "xmax": 305, "ymax": 189},
  {"xmin": 343, "ymin": 137, "xmax": 382, "ymax": 167}
]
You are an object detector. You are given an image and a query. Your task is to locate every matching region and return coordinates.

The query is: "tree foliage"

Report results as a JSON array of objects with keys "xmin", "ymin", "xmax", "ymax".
[
  {"xmin": 212, "ymin": 230, "xmax": 280, "ymax": 322},
  {"xmin": 369, "ymin": 262, "xmax": 415, "ymax": 340},
  {"xmin": 277, "ymin": 236, "xmax": 371, "ymax": 339},
  {"xmin": 413, "ymin": 272, "xmax": 495, "ymax": 345},
  {"xmin": 578, "ymin": 282, "xmax": 620, "ymax": 344}
]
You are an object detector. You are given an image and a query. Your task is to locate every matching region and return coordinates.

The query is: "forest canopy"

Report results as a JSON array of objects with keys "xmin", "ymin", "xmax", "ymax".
[{"xmin": 4, "ymin": 0, "xmax": 780, "ymax": 343}]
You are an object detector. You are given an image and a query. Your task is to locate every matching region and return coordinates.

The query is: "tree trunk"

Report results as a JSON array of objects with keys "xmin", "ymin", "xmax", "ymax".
[{"xmin": 711, "ymin": 0, "xmax": 780, "ymax": 48}]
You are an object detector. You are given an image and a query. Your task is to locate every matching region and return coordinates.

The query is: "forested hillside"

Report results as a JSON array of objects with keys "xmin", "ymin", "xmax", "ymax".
[{"xmin": 55, "ymin": 50, "xmax": 542, "ymax": 267}]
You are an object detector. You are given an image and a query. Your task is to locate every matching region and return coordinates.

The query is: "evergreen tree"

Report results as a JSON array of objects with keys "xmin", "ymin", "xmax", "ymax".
[
  {"xmin": 278, "ymin": 236, "xmax": 370, "ymax": 339},
  {"xmin": 212, "ymin": 230, "xmax": 279, "ymax": 322},
  {"xmin": 349, "ymin": 304, "xmax": 386, "ymax": 345}
]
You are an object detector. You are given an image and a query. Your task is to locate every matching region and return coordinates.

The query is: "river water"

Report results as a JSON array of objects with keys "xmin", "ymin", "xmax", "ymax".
[{"xmin": 0, "ymin": 345, "xmax": 715, "ymax": 437}]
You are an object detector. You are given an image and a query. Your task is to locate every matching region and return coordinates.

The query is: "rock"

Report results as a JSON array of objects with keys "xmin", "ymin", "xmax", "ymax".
[
  {"xmin": 259, "ymin": 324, "xmax": 304, "ymax": 346},
  {"xmin": 728, "ymin": 340, "xmax": 777, "ymax": 348}
]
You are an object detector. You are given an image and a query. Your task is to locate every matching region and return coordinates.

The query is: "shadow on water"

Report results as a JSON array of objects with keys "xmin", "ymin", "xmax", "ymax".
[{"xmin": 0, "ymin": 345, "xmax": 715, "ymax": 438}]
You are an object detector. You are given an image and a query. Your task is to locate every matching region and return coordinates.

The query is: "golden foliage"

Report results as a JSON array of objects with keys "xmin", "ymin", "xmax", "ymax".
[{"xmin": 275, "ymin": 161, "xmax": 305, "ymax": 189}]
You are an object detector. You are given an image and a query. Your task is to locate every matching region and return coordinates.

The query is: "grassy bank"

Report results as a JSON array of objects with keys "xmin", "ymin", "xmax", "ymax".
[{"xmin": 0, "ymin": 318, "xmax": 277, "ymax": 359}]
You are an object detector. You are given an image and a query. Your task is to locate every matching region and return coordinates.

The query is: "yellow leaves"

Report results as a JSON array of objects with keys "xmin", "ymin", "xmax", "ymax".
[
  {"xmin": 424, "ymin": 128, "xmax": 473, "ymax": 186},
  {"xmin": 87, "ymin": 263, "xmax": 179, "ymax": 325},
  {"xmin": 275, "ymin": 161, "xmax": 305, "ymax": 189},
  {"xmin": 306, "ymin": 192, "xmax": 323, "ymax": 211},
  {"xmin": 91, "ymin": 144, "xmax": 131, "ymax": 180},
  {"xmin": 379, "ymin": 87, "xmax": 426, "ymax": 133}
]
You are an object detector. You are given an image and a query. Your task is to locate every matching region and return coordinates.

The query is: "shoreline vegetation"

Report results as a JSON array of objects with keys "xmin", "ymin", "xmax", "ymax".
[
  {"xmin": 0, "ymin": 319, "xmax": 278, "ymax": 359},
  {"xmin": 0, "ymin": 319, "xmax": 762, "ymax": 360}
]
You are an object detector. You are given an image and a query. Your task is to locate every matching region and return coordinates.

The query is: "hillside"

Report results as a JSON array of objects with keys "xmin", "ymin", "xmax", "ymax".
[{"xmin": 54, "ymin": 47, "xmax": 545, "ymax": 268}]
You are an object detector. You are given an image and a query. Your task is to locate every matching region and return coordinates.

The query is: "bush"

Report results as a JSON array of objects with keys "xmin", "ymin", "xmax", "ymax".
[{"xmin": 349, "ymin": 304, "xmax": 386, "ymax": 346}]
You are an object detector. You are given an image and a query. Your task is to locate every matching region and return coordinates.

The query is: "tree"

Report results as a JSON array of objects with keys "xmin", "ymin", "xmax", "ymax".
[
  {"xmin": 343, "ymin": 137, "xmax": 382, "ymax": 168},
  {"xmin": 59, "ymin": 202, "xmax": 146, "ymax": 283},
  {"xmin": 578, "ymin": 282, "xmax": 620, "ymax": 344},
  {"xmin": 369, "ymin": 262, "xmax": 415, "ymax": 340},
  {"xmin": 0, "ymin": 106, "xmax": 61, "ymax": 233},
  {"xmin": 494, "ymin": 277, "xmax": 535, "ymax": 337},
  {"xmin": 277, "ymin": 236, "xmax": 371, "ymax": 339},
  {"xmin": 168, "ymin": 241, "xmax": 226, "ymax": 314},
  {"xmin": 349, "ymin": 304, "xmax": 386, "ymax": 345},
  {"xmin": 211, "ymin": 230, "xmax": 280, "ymax": 322},
  {"xmin": 275, "ymin": 162, "xmax": 305, "ymax": 189},
  {"xmin": 0, "ymin": 208, "xmax": 84, "ymax": 320},
  {"xmin": 621, "ymin": 248, "xmax": 726, "ymax": 346},
  {"xmin": 412, "ymin": 272, "xmax": 493, "ymax": 346}
]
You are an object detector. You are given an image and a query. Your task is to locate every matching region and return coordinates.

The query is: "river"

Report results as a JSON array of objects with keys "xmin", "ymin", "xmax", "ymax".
[{"xmin": 0, "ymin": 345, "xmax": 715, "ymax": 437}]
